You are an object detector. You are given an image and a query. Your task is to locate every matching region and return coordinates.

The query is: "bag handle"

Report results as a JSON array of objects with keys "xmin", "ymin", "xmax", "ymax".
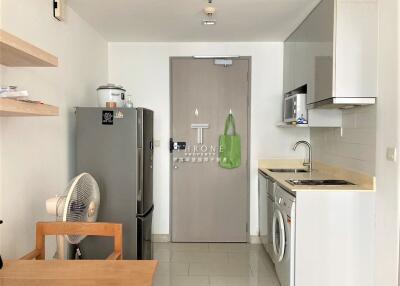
[{"xmin": 224, "ymin": 114, "xmax": 237, "ymax": 136}]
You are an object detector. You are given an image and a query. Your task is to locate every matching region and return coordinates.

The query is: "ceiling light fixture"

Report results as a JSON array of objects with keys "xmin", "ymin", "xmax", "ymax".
[{"xmin": 202, "ymin": 6, "xmax": 216, "ymax": 26}]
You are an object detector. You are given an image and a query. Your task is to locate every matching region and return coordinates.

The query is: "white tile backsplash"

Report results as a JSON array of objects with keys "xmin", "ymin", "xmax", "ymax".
[{"xmin": 311, "ymin": 105, "xmax": 376, "ymax": 175}]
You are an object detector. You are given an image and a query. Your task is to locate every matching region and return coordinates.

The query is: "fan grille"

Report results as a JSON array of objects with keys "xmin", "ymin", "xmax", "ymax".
[{"xmin": 62, "ymin": 173, "xmax": 100, "ymax": 244}]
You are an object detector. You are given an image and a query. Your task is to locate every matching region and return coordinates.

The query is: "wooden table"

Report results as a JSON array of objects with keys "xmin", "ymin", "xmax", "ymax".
[{"xmin": 0, "ymin": 260, "xmax": 158, "ymax": 286}]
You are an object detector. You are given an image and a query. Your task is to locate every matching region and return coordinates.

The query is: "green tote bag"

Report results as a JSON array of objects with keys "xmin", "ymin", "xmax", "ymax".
[{"xmin": 219, "ymin": 114, "xmax": 241, "ymax": 169}]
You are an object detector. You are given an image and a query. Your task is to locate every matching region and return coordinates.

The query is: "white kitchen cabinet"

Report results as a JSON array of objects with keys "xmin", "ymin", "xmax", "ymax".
[
  {"xmin": 295, "ymin": 191, "xmax": 375, "ymax": 286},
  {"xmin": 259, "ymin": 171, "xmax": 375, "ymax": 285},
  {"xmin": 335, "ymin": 0, "xmax": 378, "ymax": 99},
  {"xmin": 283, "ymin": 0, "xmax": 377, "ymax": 108}
]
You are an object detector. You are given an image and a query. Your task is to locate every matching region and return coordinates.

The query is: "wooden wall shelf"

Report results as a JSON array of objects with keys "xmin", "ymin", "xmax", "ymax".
[
  {"xmin": 0, "ymin": 99, "xmax": 59, "ymax": 117},
  {"xmin": 0, "ymin": 29, "xmax": 58, "ymax": 67}
]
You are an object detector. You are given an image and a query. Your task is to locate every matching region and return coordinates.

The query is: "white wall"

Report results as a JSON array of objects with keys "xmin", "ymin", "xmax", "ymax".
[
  {"xmin": 311, "ymin": 105, "xmax": 377, "ymax": 176},
  {"xmin": 374, "ymin": 0, "xmax": 400, "ymax": 284},
  {"xmin": 108, "ymin": 42, "xmax": 309, "ymax": 236},
  {"xmin": 0, "ymin": 0, "xmax": 108, "ymax": 258}
]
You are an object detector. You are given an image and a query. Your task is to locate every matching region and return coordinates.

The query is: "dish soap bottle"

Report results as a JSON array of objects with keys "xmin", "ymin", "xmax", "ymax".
[
  {"xmin": 125, "ymin": 95, "xmax": 134, "ymax": 108},
  {"xmin": 296, "ymin": 114, "xmax": 308, "ymax": 125}
]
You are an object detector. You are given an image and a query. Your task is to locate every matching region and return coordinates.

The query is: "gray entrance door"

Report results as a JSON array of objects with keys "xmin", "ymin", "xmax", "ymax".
[{"xmin": 170, "ymin": 57, "xmax": 250, "ymax": 242}]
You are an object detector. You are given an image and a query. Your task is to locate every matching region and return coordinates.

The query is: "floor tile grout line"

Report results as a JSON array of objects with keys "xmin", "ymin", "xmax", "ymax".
[{"xmin": 152, "ymin": 242, "xmax": 280, "ymax": 285}]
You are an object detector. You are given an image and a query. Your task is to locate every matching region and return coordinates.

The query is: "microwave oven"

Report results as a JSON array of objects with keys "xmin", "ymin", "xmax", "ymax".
[{"xmin": 283, "ymin": 92, "xmax": 307, "ymax": 123}]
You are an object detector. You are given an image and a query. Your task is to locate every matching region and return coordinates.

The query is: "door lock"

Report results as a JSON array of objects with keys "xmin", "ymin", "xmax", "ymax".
[{"xmin": 170, "ymin": 138, "xmax": 186, "ymax": 153}]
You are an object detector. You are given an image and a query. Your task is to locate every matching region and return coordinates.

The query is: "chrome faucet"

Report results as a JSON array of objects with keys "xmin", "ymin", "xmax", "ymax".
[{"xmin": 293, "ymin": 141, "xmax": 312, "ymax": 172}]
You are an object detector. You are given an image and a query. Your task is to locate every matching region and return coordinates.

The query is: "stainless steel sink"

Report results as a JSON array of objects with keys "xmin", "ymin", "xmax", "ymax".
[
  {"xmin": 287, "ymin": 179, "xmax": 355, "ymax": 186},
  {"xmin": 268, "ymin": 168, "xmax": 309, "ymax": 173}
]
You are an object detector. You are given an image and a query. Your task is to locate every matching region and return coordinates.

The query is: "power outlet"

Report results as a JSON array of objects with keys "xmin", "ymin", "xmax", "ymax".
[{"xmin": 386, "ymin": 147, "xmax": 397, "ymax": 162}]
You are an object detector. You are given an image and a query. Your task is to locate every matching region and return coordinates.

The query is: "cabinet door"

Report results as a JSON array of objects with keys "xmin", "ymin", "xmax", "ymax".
[
  {"xmin": 258, "ymin": 174, "xmax": 268, "ymax": 250},
  {"xmin": 284, "ymin": 0, "xmax": 334, "ymax": 104},
  {"xmin": 293, "ymin": 42, "xmax": 308, "ymax": 89},
  {"xmin": 335, "ymin": 0, "xmax": 378, "ymax": 98},
  {"xmin": 283, "ymin": 42, "xmax": 296, "ymax": 93}
]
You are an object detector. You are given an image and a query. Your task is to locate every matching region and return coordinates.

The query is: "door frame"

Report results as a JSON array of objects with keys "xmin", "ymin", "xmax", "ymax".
[{"xmin": 168, "ymin": 56, "xmax": 252, "ymax": 242}]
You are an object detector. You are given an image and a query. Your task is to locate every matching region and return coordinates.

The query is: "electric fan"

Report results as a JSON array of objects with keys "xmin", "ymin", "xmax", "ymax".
[{"xmin": 46, "ymin": 173, "xmax": 100, "ymax": 259}]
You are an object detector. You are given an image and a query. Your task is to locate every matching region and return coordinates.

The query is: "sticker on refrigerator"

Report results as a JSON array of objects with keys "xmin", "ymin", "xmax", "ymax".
[
  {"xmin": 102, "ymin": 110, "xmax": 114, "ymax": 125},
  {"xmin": 115, "ymin": 110, "xmax": 124, "ymax": 119}
]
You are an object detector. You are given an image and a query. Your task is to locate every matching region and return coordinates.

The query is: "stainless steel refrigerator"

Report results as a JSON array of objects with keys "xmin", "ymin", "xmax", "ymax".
[{"xmin": 75, "ymin": 107, "xmax": 154, "ymax": 260}]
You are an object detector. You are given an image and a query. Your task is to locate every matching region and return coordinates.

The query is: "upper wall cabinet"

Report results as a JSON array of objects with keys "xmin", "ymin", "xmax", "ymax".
[{"xmin": 283, "ymin": 0, "xmax": 377, "ymax": 109}]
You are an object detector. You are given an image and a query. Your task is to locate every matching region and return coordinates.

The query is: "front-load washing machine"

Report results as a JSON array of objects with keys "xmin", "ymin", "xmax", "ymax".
[{"xmin": 272, "ymin": 185, "xmax": 296, "ymax": 286}]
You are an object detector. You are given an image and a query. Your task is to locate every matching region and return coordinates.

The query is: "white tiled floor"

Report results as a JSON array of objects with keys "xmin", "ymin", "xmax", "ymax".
[{"xmin": 153, "ymin": 243, "xmax": 281, "ymax": 286}]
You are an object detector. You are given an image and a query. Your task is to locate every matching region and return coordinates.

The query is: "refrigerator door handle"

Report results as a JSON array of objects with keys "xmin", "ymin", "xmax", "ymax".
[
  {"xmin": 137, "ymin": 204, "xmax": 154, "ymax": 218},
  {"xmin": 137, "ymin": 147, "xmax": 144, "ymax": 202}
]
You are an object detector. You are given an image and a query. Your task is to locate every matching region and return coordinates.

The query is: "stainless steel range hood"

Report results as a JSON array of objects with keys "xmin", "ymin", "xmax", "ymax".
[{"xmin": 307, "ymin": 97, "xmax": 376, "ymax": 109}]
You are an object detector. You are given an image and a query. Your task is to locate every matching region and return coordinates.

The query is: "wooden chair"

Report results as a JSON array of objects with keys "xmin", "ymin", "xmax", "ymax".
[{"xmin": 20, "ymin": 222, "xmax": 123, "ymax": 260}]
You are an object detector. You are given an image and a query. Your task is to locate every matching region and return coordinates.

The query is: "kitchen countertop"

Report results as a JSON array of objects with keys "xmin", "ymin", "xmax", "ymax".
[{"xmin": 258, "ymin": 159, "xmax": 375, "ymax": 192}]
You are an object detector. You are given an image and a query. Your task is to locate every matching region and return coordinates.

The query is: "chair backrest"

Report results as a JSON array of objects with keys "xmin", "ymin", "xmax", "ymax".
[{"xmin": 35, "ymin": 222, "xmax": 122, "ymax": 260}]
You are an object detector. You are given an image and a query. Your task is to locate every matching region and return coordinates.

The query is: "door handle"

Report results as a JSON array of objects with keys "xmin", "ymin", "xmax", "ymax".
[
  {"xmin": 137, "ymin": 148, "xmax": 143, "ymax": 202},
  {"xmin": 173, "ymin": 165, "xmax": 179, "ymax": 169}
]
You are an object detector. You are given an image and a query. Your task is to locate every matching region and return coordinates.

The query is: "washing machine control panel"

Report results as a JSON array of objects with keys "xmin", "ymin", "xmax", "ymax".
[{"xmin": 275, "ymin": 186, "xmax": 296, "ymax": 213}]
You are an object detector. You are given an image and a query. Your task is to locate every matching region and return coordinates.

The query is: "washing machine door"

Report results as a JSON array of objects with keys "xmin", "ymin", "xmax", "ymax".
[{"xmin": 272, "ymin": 208, "xmax": 286, "ymax": 263}]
